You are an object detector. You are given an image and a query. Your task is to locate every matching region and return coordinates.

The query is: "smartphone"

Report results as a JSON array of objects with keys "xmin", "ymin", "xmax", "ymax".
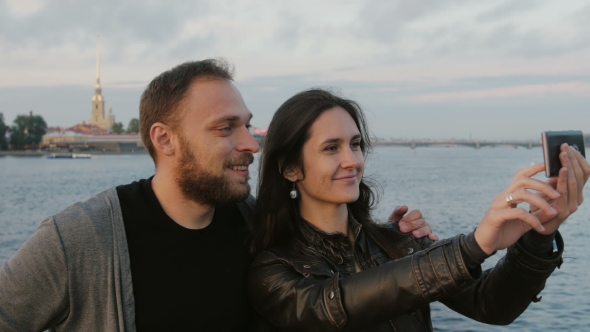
[{"xmin": 542, "ymin": 130, "xmax": 586, "ymax": 177}]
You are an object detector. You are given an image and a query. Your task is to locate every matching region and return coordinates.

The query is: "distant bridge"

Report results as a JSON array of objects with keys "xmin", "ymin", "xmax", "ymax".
[
  {"xmin": 373, "ymin": 140, "xmax": 542, "ymax": 149},
  {"xmin": 255, "ymin": 134, "xmax": 589, "ymax": 150}
]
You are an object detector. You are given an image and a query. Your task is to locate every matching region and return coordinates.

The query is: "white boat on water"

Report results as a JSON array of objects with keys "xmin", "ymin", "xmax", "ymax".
[{"xmin": 47, "ymin": 153, "xmax": 92, "ymax": 159}]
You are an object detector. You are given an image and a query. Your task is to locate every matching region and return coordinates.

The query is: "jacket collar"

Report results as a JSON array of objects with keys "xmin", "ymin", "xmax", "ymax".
[{"xmin": 298, "ymin": 213, "xmax": 364, "ymax": 264}]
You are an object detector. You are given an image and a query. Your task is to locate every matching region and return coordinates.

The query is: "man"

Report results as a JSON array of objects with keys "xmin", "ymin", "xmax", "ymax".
[{"xmin": 0, "ymin": 59, "xmax": 435, "ymax": 331}]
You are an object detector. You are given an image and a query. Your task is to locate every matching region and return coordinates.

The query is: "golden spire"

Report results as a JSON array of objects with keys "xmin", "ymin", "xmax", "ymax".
[
  {"xmin": 95, "ymin": 33, "xmax": 101, "ymax": 93},
  {"xmin": 96, "ymin": 34, "xmax": 100, "ymax": 82}
]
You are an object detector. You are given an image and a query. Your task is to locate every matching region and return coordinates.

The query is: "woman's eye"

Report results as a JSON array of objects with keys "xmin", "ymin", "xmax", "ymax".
[
  {"xmin": 325, "ymin": 145, "xmax": 337, "ymax": 152},
  {"xmin": 351, "ymin": 141, "xmax": 361, "ymax": 149},
  {"xmin": 221, "ymin": 127, "xmax": 232, "ymax": 132}
]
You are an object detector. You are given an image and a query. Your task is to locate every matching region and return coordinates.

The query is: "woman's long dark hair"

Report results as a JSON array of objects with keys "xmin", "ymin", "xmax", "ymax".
[{"xmin": 250, "ymin": 88, "xmax": 402, "ymax": 258}]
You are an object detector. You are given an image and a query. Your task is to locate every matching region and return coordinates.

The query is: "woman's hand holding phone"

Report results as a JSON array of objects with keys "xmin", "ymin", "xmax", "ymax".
[
  {"xmin": 474, "ymin": 164, "xmax": 560, "ymax": 255},
  {"xmin": 475, "ymin": 143, "xmax": 590, "ymax": 255},
  {"xmin": 530, "ymin": 143, "xmax": 590, "ymax": 235}
]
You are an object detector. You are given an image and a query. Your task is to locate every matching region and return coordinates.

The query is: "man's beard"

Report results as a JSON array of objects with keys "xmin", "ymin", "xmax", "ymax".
[{"xmin": 175, "ymin": 137, "xmax": 253, "ymax": 206}]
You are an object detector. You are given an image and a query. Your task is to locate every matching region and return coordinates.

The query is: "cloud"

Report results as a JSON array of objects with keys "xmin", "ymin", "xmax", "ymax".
[
  {"xmin": 5, "ymin": 0, "xmax": 46, "ymax": 18},
  {"xmin": 0, "ymin": 0, "xmax": 214, "ymax": 63},
  {"xmin": 2, "ymin": 0, "xmax": 590, "ymax": 87},
  {"xmin": 271, "ymin": 10, "xmax": 303, "ymax": 50},
  {"xmin": 355, "ymin": 0, "xmax": 465, "ymax": 43},
  {"xmin": 406, "ymin": 81, "xmax": 590, "ymax": 102},
  {"xmin": 476, "ymin": 0, "xmax": 540, "ymax": 22},
  {"xmin": 355, "ymin": 0, "xmax": 590, "ymax": 66},
  {"xmin": 2, "ymin": 0, "xmax": 590, "ymax": 141}
]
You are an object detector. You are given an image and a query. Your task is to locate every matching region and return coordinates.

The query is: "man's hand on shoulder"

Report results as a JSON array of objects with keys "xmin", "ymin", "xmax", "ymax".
[{"xmin": 388, "ymin": 205, "xmax": 439, "ymax": 241}]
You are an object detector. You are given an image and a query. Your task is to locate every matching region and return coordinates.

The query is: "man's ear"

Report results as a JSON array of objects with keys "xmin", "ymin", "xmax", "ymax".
[
  {"xmin": 150, "ymin": 122, "xmax": 176, "ymax": 157},
  {"xmin": 282, "ymin": 165, "xmax": 303, "ymax": 182}
]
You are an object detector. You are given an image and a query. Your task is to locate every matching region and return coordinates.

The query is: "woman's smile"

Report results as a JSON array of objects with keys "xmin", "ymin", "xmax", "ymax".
[{"xmin": 333, "ymin": 174, "xmax": 358, "ymax": 182}]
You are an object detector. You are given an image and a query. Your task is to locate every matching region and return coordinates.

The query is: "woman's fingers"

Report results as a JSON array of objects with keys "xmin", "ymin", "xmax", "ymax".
[
  {"xmin": 546, "ymin": 177, "xmax": 558, "ymax": 189},
  {"xmin": 565, "ymin": 145, "xmax": 585, "ymax": 205},
  {"xmin": 492, "ymin": 208, "xmax": 545, "ymax": 233},
  {"xmin": 567, "ymin": 146, "xmax": 584, "ymax": 184},
  {"xmin": 513, "ymin": 163, "xmax": 546, "ymax": 178},
  {"xmin": 514, "ymin": 209, "xmax": 545, "ymax": 232},
  {"xmin": 478, "ymin": 159, "xmax": 576, "ymax": 253},
  {"xmin": 571, "ymin": 145, "xmax": 590, "ymax": 183},
  {"xmin": 497, "ymin": 164, "xmax": 559, "ymax": 207},
  {"xmin": 555, "ymin": 166, "xmax": 570, "ymax": 213},
  {"xmin": 503, "ymin": 177, "xmax": 560, "ymax": 205},
  {"xmin": 509, "ymin": 189, "xmax": 557, "ymax": 216},
  {"xmin": 566, "ymin": 145, "xmax": 586, "ymax": 205},
  {"xmin": 561, "ymin": 149, "xmax": 579, "ymax": 212},
  {"xmin": 533, "ymin": 167, "xmax": 572, "ymax": 235}
]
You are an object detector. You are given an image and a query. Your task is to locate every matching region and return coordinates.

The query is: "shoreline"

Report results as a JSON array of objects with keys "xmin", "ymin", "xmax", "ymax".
[
  {"xmin": 2, "ymin": 143, "xmax": 587, "ymax": 157},
  {"xmin": 0, "ymin": 150, "xmax": 148, "ymax": 157}
]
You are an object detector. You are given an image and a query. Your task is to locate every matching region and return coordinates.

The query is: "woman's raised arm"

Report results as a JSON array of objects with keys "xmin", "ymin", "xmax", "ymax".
[{"xmin": 248, "ymin": 236, "xmax": 475, "ymax": 331}]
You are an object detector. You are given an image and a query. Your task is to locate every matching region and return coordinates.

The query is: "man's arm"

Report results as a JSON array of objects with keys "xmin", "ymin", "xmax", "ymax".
[{"xmin": 0, "ymin": 217, "xmax": 69, "ymax": 331}]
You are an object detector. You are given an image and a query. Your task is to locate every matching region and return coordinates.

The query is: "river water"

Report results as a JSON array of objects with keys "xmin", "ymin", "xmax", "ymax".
[{"xmin": 1, "ymin": 147, "xmax": 588, "ymax": 331}]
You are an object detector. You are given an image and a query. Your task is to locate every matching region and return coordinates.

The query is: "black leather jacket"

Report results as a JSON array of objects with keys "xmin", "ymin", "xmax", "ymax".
[{"xmin": 248, "ymin": 218, "xmax": 564, "ymax": 331}]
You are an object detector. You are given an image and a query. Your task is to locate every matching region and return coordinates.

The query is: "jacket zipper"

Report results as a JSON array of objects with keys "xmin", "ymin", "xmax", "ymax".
[{"xmin": 351, "ymin": 224, "xmax": 363, "ymax": 273}]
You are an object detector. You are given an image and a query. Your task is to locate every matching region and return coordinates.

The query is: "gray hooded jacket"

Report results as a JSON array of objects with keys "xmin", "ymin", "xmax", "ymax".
[{"xmin": 0, "ymin": 187, "xmax": 255, "ymax": 332}]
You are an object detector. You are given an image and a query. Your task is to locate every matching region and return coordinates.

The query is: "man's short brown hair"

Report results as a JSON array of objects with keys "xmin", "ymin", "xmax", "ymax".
[{"xmin": 139, "ymin": 59, "xmax": 234, "ymax": 161}]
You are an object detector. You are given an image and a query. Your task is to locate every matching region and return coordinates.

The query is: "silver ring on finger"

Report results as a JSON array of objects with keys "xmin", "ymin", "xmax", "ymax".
[{"xmin": 505, "ymin": 193, "xmax": 518, "ymax": 208}]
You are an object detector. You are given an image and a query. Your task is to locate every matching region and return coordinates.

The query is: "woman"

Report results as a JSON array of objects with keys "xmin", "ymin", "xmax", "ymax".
[{"xmin": 248, "ymin": 88, "xmax": 589, "ymax": 331}]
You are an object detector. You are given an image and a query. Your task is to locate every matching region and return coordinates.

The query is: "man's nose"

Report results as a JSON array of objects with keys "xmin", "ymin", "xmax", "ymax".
[{"xmin": 238, "ymin": 128, "xmax": 260, "ymax": 153}]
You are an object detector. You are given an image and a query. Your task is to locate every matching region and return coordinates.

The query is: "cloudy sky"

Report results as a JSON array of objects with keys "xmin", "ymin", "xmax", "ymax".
[{"xmin": 1, "ymin": 0, "xmax": 589, "ymax": 140}]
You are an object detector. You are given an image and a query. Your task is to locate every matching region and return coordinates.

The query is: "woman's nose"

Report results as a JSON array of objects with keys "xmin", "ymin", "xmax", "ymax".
[{"xmin": 341, "ymin": 148, "xmax": 361, "ymax": 169}]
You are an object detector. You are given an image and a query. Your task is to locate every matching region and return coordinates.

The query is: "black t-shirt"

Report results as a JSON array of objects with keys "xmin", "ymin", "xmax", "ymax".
[{"xmin": 116, "ymin": 178, "xmax": 254, "ymax": 331}]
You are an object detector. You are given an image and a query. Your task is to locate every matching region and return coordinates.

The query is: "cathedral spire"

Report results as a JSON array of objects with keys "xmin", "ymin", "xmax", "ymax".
[
  {"xmin": 95, "ymin": 33, "xmax": 101, "ymax": 93},
  {"xmin": 90, "ymin": 33, "xmax": 108, "ymax": 129}
]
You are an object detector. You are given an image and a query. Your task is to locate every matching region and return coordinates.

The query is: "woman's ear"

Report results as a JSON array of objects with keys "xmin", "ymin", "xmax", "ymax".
[{"xmin": 282, "ymin": 165, "xmax": 303, "ymax": 182}]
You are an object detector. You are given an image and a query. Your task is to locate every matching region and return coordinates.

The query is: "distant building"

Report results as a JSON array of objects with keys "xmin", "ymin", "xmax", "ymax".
[
  {"xmin": 41, "ymin": 127, "xmax": 143, "ymax": 153},
  {"xmin": 88, "ymin": 34, "xmax": 115, "ymax": 130},
  {"xmin": 38, "ymin": 35, "xmax": 144, "ymax": 153}
]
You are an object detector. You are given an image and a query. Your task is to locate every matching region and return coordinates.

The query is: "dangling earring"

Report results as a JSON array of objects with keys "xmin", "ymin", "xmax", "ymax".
[{"xmin": 289, "ymin": 183, "xmax": 298, "ymax": 199}]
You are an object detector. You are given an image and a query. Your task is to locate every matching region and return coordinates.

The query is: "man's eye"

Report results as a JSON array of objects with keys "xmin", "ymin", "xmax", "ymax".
[
  {"xmin": 221, "ymin": 127, "xmax": 232, "ymax": 132},
  {"xmin": 246, "ymin": 124, "xmax": 252, "ymax": 130}
]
